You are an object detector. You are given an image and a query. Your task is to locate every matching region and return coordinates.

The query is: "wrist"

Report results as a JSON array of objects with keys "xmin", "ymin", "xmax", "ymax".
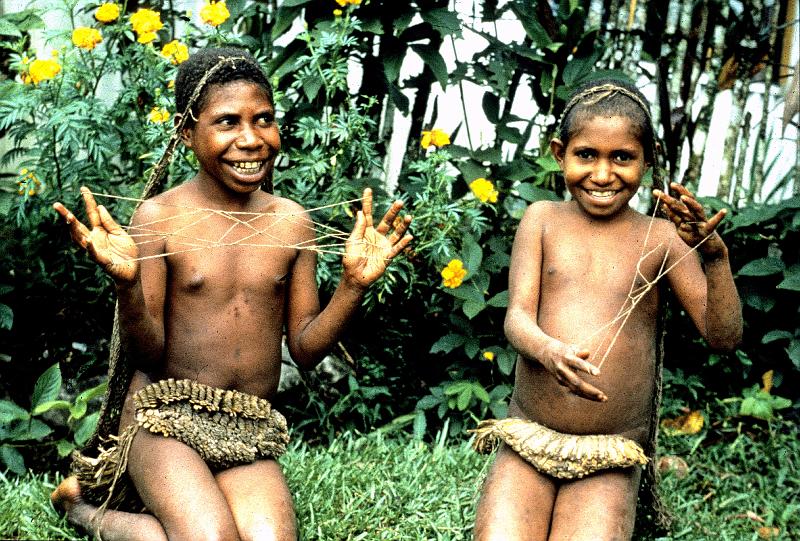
[{"xmin": 701, "ymin": 245, "xmax": 729, "ymax": 264}]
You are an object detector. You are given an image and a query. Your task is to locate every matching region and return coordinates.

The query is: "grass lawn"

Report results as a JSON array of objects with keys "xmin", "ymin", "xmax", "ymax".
[{"xmin": 1, "ymin": 415, "xmax": 797, "ymax": 540}]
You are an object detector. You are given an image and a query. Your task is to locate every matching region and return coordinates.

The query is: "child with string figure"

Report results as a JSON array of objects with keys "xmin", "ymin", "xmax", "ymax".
[
  {"xmin": 50, "ymin": 47, "xmax": 412, "ymax": 541},
  {"xmin": 472, "ymin": 79, "xmax": 742, "ymax": 540}
]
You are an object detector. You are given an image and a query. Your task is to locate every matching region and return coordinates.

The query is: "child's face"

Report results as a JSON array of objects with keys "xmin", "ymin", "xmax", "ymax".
[
  {"xmin": 550, "ymin": 115, "xmax": 648, "ymax": 219},
  {"xmin": 182, "ymin": 80, "xmax": 280, "ymax": 194}
]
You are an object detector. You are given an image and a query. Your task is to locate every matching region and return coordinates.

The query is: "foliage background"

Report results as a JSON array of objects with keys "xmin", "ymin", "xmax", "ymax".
[{"xmin": 0, "ymin": 4, "xmax": 797, "ymax": 529}]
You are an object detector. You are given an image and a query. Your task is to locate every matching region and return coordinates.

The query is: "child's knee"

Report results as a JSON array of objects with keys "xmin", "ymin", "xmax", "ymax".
[
  {"xmin": 237, "ymin": 516, "xmax": 297, "ymax": 541},
  {"xmin": 165, "ymin": 518, "xmax": 241, "ymax": 541}
]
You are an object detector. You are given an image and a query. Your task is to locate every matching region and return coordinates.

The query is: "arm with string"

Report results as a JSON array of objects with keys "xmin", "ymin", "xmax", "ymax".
[
  {"xmin": 504, "ymin": 202, "xmax": 608, "ymax": 402},
  {"xmin": 653, "ymin": 182, "xmax": 743, "ymax": 350},
  {"xmin": 53, "ymin": 187, "xmax": 166, "ymax": 371},
  {"xmin": 285, "ymin": 188, "xmax": 413, "ymax": 370}
]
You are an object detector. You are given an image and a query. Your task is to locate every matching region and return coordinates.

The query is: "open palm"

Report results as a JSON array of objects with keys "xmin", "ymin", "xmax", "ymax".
[
  {"xmin": 343, "ymin": 188, "xmax": 412, "ymax": 287},
  {"xmin": 53, "ymin": 187, "xmax": 139, "ymax": 283}
]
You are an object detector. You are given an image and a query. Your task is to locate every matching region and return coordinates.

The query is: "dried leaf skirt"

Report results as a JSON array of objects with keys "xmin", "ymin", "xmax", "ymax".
[
  {"xmin": 471, "ymin": 418, "xmax": 648, "ymax": 479},
  {"xmin": 71, "ymin": 379, "xmax": 290, "ymax": 512}
]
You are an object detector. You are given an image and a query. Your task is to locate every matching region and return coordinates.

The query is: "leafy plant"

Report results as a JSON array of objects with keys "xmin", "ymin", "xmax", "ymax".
[{"xmin": 0, "ymin": 363, "xmax": 106, "ymax": 474}]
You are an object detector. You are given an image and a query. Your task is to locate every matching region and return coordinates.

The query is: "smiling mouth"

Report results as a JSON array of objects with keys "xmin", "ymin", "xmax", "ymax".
[
  {"xmin": 230, "ymin": 161, "xmax": 264, "ymax": 175},
  {"xmin": 587, "ymin": 189, "xmax": 617, "ymax": 199}
]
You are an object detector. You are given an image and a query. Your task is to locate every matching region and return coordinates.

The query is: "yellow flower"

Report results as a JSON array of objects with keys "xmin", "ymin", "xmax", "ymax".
[
  {"xmin": 130, "ymin": 8, "xmax": 163, "ymax": 44},
  {"xmin": 95, "ymin": 3, "xmax": 121, "ymax": 23},
  {"xmin": 167, "ymin": 79, "xmax": 175, "ymax": 89},
  {"xmin": 441, "ymin": 259, "xmax": 467, "ymax": 289},
  {"xmin": 482, "ymin": 351, "xmax": 495, "ymax": 362},
  {"xmin": 161, "ymin": 40, "xmax": 189, "ymax": 65},
  {"xmin": 27, "ymin": 58, "xmax": 61, "ymax": 85},
  {"xmin": 72, "ymin": 27, "xmax": 103, "ymax": 51},
  {"xmin": 469, "ymin": 178, "xmax": 499, "ymax": 203},
  {"xmin": 200, "ymin": 1, "xmax": 230, "ymax": 27},
  {"xmin": 335, "ymin": 0, "xmax": 361, "ymax": 5},
  {"xmin": 148, "ymin": 107, "xmax": 170, "ymax": 123},
  {"xmin": 333, "ymin": 9, "xmax": 343, "ymax": 16},
  {"xmin": 420, "ymin": 128, "xmax": 450, "ymax": 149}
]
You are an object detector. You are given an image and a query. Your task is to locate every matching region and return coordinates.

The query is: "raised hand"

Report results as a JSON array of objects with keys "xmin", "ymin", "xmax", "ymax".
[
  {"xmin": 343, "ymin": 188, "xmax": 413, "ymax": 288},
  {"xmin": 540, "ymin": 338, "xmax": 607, "ymax": 402},
  {"xmin": 53, "ymin": 187, "xmax": 139, "ymax": 283},
  {"xmin": 653, "ymin": 182, "xmax": 728, "ymax": 259}
]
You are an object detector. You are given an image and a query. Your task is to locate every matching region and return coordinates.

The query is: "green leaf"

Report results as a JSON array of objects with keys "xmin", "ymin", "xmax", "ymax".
[
  {"xmin": 456, "ymin": 388, "xmax": 472, "ymax": 410},
  {"xmin": 743, "ymin": 292, "xmax": 776, "ymax": 312},
  {"xmin": 0, "ymin": 400, "xmax": 29, "ymax": 423},
  {"xmin": 777, "ymin": 270, "xmax": 800, "ymax": 291},
  {"xmin": 0, "ymin": 445, "xmax": 25, "ymax": 475},
  {"xmin": 416, "ymin": 395, "xmax": 440, "ymax": 410},
  {"xmin": 281, "ymin": 0, "xmax": 313, "ymax": 6},
  {"xmin": 74, "ymin": 412, "xmax": 99, "ymax": 446},
  {"xmin": 31, "ymin": 363, "xmax": 61, "ymax": 410},
  {"xmin": 463, "ymin": 237, "xmax": 483, "ymax": 275},
  {"xmin": 56, "ymin": 439, "xmax": 76, "ymax": 458},
  {"xmin": 737, "ymin": 257, "xmax": 785, "ymax": 276},
  {"xmin": 516, "ymin": 183, "xmax": 560, "ymax": 202},
  {"xmin": 420, "ymin": 8, "xmax": 461, "ymax": 35},
  {"xmin": 762, "ymin": 330, "xmax": 793, "ymax": 344},
  {"xmin": 472, "ymin": 383, "xmax": 490, "ymax": 403},
  {"xmin": 511, "ymin": 5, "xmax": 552, "ymax": 46},
  {"xmin": 496, "ymin": 160, "xmax": 536, "ymax": 182},
  {"xmin": 787, "ymin": 340, "xmax": 800, "ymax": 371},
  {"xmin": 482, "ymin": 92, "xmax": 500, "ymax": 123},
  {"xmin": 535, "ymin": 154, "xmax": 562, "ymax": 173},
  {"xmin": 0, "ymin": 18, "xmax": 22, "ymax": 37},
  {"xmin": 464, "ymin": 337, "xmax": 480, "ymax": 359},
  {"xmin": 772, "ymin": 396, "xmax": 792, "ymax": 410},
  {"xmin": 463, "ymin": 299, "xmax": 486, "ymax": 319},
  {"xmin": 740, "ymin": 396, "xmax": 773, "ymax": 421},
  {"xmin": 9, "ymin": 418, "xmax": 52, "ymax": 441},
  {"xmin": 445, "ymin": 284, "xmax": 484, "ymax": 303},
  {"xmin": 32, "ymin": 400, "xmax": 71, "ymax": 416},
  {"xmin": 0, "ymin": 303, "xmax": 12, "ymax": 330},
  {"xmin": 410, "ymin": 44, "xmax": 449, "ymax": 89},
  {"xmin": 487, "ymin": 290, "xmax": 509, "ymax": 308},
  {"xmin": 444, "ymin": 382, "xmax": 469, "ymax": 396},
  {"xmin": 497, "ymin": 351, "xmax": 516, "ymax": 375},
  {"xmin": 412, "ymin": 410, "xmax": 427, "ymax": 440},
  {"xmin": 430, "ymin": 333, "xmax": 466, "ymax": 354}
]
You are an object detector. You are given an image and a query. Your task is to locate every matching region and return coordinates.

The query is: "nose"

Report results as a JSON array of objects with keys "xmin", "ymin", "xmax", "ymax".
[
  {"xmin": 592, "ymin": 159, "xmax": 612, "ymax": 185},
  {"xmin": 235, "ymin": 123, "xmax": 263, "ymax": 149}
]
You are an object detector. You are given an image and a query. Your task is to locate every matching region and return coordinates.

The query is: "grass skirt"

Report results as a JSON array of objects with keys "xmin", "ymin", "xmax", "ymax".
[
  {"xmin": 471, "ymin": 418, "xmax": 648, "ymax": 479},
  {"xmin": 71, "ymin": 379, "xmax": 290, "ymax": 513}
]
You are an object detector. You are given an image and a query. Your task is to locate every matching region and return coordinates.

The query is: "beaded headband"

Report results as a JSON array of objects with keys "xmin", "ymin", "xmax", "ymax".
[{"xmin": 558, "ymin": 83, "xmax": 653, "ymax": 131}]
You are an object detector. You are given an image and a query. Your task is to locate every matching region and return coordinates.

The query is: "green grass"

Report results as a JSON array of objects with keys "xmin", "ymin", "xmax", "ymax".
[{"xmin": 1, "ymin": 418, "xmax": 797, "ymax": 540}]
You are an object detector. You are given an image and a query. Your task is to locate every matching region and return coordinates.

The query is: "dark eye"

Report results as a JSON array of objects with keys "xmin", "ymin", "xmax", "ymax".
[
  {"xmin": 256, "ymin": 113, "xmax": 275, "ymax": 126},
  {"xmin": 217, "ymin": 115, "xmax": 237, "ymax": 127},
  {"xmin": 614, "ymin": 151, "xmax": 633, "ymax": 162},
  {"xmin": 576, "ymin": 149, "xmax": 595, "ymax": 160}
]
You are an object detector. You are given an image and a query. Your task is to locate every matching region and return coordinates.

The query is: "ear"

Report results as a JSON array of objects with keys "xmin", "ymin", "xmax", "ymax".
[
  {"xmin": 550, "ymin": 138, "xmax": 566, "ymax": 169},
  {"xmin": 177, "ymin": 117, "xmax": 193, "ymax": 149}
]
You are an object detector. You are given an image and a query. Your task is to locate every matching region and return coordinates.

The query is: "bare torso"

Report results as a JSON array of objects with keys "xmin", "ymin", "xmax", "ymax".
[
  {"xmin": 134, "ymin": 181, "xmax": 308, "ymax": 400},
  {"xmin": 512, "ymin": 201, "xmax": 670, "ymax": 444}
]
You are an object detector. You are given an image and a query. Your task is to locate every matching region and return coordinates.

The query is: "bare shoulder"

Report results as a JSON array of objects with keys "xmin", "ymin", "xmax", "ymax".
[
  {"xmin": 130, "ymin": 184, "xmax": 190, "ymax": 227},
  {"xmin": 520, "ymin": 200, "xmax": 568, "ymax": 226}
]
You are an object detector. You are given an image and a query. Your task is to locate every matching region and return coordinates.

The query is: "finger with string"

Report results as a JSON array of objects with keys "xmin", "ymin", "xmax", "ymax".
[
  {"xmin": 652, "ymin": 185, "xmax": 693, "ymax": 227},
  {"xmin": 360, "ymin": 187, "xmax": 374, "ymax": 230},
  {"xmin": 52, "ymin": 195, "xmax": 92, "ymax": 250},
  {"xmin": 555, "ymin": 353, "xmax": 607, "ymax": 402},
  {"xmin": 375, "ymin": 198, "xmax": 406, "ymax": 236}
]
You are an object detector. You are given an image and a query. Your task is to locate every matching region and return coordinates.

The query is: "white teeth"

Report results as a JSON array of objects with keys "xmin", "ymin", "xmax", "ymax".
[
  {"xmin": 588, "ymin": 190, "xmax": 615, "ymax": 198},
  {"xmin": 232, "ymin": 161, "xmax": 263, "ymax": 173}
]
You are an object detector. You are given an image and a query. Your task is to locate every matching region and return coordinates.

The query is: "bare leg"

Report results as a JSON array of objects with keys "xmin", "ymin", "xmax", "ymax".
[
  {"xmin": 51, "ymin": 476, "xmax": 167, "ymax": 541},
  {"xmin": 474, "ymin": 444, "xmax": 557, "ymax": 541},
  {"xmin": 216, "ymin": 459, "xmax": 297, "ymax": 541},
  {"xmin": 548, "ymin": 468, "xmax": 641, "ymax": 541},
  {"xmin": 126, "ymin": 428, "xmax": 241, "ymax": 541}
]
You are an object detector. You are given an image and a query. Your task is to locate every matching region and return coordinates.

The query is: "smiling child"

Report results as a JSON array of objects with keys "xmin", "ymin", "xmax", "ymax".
[
  {"xmin": 50, "ymin": 47, "xmax": 412, "ymax": 541},
  {"xmin": 472, "ymin": 79, "xmax": 742, "ymax": 540}
]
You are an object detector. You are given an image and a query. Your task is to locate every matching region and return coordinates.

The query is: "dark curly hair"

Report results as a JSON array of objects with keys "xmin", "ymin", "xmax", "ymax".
[
  {"xmin": 558, "ymin": 78, "xmax": 656, "ymax": 166},
  {"xmin": 175, "ymin": 47, "xmax": 273, "ymax": 126}
]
